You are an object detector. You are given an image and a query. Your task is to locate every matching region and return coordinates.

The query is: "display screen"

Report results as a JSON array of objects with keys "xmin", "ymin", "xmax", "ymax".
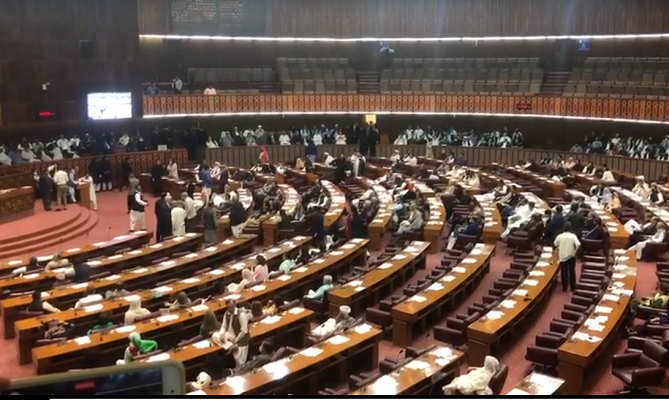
[
  {"xmin": 2, "ymin": 367, "xmax": 164, "ymax": 395},
  {"xmin": 87, "ymin": 92, "xmax": 132, "ymax": 120}
]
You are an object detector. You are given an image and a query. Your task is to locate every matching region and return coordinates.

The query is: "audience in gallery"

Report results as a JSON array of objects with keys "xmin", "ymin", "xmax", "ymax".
[
  {"xmin": 572, "ymin": 131, "xmax": 669, "ymax": 160},
  {"xmin": 394, "ymin": 126, "xmax": 524, "ymax": 148}
]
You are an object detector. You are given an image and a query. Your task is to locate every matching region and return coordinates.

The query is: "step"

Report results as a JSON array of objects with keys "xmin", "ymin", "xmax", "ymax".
[{"xmin": 0, "ymin": 210, "xmax": 99, "ymax": 260}]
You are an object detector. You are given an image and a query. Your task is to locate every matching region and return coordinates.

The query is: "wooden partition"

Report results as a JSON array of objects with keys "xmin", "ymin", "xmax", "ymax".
[
  {"xmin": 144, "ymin": 94, "xmax": 669, "ymax": 123},
  {"xmin": 205, "ymin": 145, "xmax": 669, "ymax": 180},
  {"xmin": 0, "ymin": 149, "xmax": 189, "ymax": 187},
  {"xmin": 0, "ymin": 170, "xmax": 32, "ymax": 190}
]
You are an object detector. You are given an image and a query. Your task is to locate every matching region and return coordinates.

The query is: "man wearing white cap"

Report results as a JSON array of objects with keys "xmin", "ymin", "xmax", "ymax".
[
  {"xmin": 190, "ymin": 372, "xmax": 212, "ymax": 392},
  {"xmin": 310, "ymin": 305, "xmax": 356, "ymax": 339},
  {"xmin": 632, "ymin": 176, "xmax": 651, "ymax": 200},
  {"xmin": 213, "ymin": 299, "xmax": 250, "ymax": 367}
]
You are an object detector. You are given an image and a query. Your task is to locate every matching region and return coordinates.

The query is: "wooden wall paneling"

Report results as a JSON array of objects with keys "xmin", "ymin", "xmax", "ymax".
[
  {"xmin": 137, "ymin": 0, "xmax": 171, "ymax": 34},
  {"xmin": 142, "ymin": 94, "xmax": 669, "ymax": 124},
  {"xmin": 265, "ymin": 0, "xmax": 669, "ymax": 38}
]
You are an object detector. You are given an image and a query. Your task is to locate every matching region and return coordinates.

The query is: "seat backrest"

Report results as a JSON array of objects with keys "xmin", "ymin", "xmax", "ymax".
[
  {"xmin": 489, "ymin": 364, "xmax": 509, "ymax": 395},
  {"xmin": 643, "ymin": 339, "xmax": 669, "ymax": 367}
]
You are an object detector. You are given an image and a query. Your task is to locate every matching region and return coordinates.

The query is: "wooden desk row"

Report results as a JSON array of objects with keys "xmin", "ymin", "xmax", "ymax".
[
  {"xmin": 197, "ymin": 324, "xmax": 383, "ymax": 396},
  {"xmin": 467, "ymin": 249, "xmax": 559, "ymax": 366},
  {"xmin": 261, "ymin": 184, "xmax": 300, "ymax": 246},
  {"xmin": 17, "ymin": 235, "xmax": 305, "ymax": 366},
  {"xmin": 320, "ymin": 180, "xmax": 347, "ymax": 229},
  {"xmin": 406, "ymin": 178, "xmax": 436, "ymax": 198},
  {"xmin": 142, "ymin": 307, "xmax": 314, "ymax": 380},
  {"xmin": 0, "ymin": 186, "xmax": 34, "ymax": 221},
  {"xmin": 2, "ymin": 233, "xmax": 204, "ymax": 340},
  {"xmin": 611, "ymin": 187, "xmax": 669, "ymax": 226},
  {"xmin": 499, "ymin": 165, "xmax": 566, "ymax": 199},
  {"xmin": 392, "ymin": 243, "xmax": 496, "ymax": 347},
  {"xmin": 31, "ymin": 238, "xmax": 368, "ymax": 375},
  {"xmin": 328, "ymin": 241, "xmax": 431, "ymax": 318},
  {"xmin": 0, "ymin": 230, "xmax": 152, "ymax": 278},
  {"xmin": 423, "ymin": 197, "xmax": 446, "ymax": 254},
  {"xmin": 557, "ymin": 249, "xmax": 638, "ymax": 395},
  {"xmin": 565, "ymin": 189, "xmax": 629, "ymax": 249},
  {"xmin": 506, "ymin": 372, "xmax": 565, "ymax": 395},
  {"xmin": 351, "ymin": 345, "xmax": 464, "ymax": 395},
  {"xmin": 0, "ymin": 233, "xmax": 203, "ymax": 295},
  {"xmin": 519, "ymin": 191, "xmax": 550, "ymax": 213},
  {"xmin": 5, "ymin": 236, "xmax": 256, "ymax": 350},
  {"xmin": 359, "ymin": 178, "xmax": 393, "ymax": 251},
  {"xmin": 472, "ymin": 194, "xmax": 503, "ymax": 243}
]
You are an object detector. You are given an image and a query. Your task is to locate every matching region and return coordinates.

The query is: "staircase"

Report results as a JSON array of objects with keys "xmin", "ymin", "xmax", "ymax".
[
  {"xmin": 539, "ymin": 71, "xmax": 570, "ymax": 95},
  {"xmin": 357, "ymin": 72, "xmax": 380, "ymax": 94}
]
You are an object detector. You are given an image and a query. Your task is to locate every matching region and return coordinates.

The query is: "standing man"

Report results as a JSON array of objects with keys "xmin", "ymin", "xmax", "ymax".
[
  {"xmin": 127, "ymin": 173, "xmax": 140, "ymax": 213},
  {"xmin": 154, "ymin": 192, "xmax": 172, "ymax": 242},
  {"xmin": 67, "ymin": 167, "xmax": 78, "ymax": 204},
  {"xmin": 130, "ymin": 186, "xmax": 148, "ymax": 232},
  {"xmin": 200, "ymin": 164, "xmax": 213, "ymax": 206},
  {"xmin": 553, "ymin": 222, "xmax": 580, "ymax": 292},
  {"xmin": 150, "ymin": 160, "xmax": 165, "ymax": 197},
  {"xmin": 53, "ymin": 166, "xmax": 69, "ymax": 211},
  {"xmin": 229, "ymin": 196, "xmax": 247, "ymax": 238},
  {"xmin": 214, "ymin": 299, "xmax": 250, "ymax": 368},
  {"xmin": 182, "ymin": 192, "xmax": 197, "ymax": 232},
  {"xmin": 203, "ymin": 202, "xmax": 218, "ymax": 245},
  {"xmin": 368, "ymin": 123, "xmax": 379, "ymax": 156},
  {"xmin": 38, "ymin": 169, "xmax": 54, "ymax": 211},
  {"xmin": 172, "ymin": 76, "xmax": 183, "ymax": 94},
  {"xmin": 100, "ymin": 156, "xmax": 112, "ymax": 191}
]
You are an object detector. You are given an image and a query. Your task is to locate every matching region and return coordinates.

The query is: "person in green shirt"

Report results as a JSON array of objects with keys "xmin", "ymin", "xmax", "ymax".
[
  {"xmin": 305, "ymin": 275, "xmax": 334, "ymax": 300},
  {"xmin": 87, "ymin": 312, "xmax": 114, "ymax": 335},
  {"xmin": 123, "ymin": 333, "xmax": 158, "ymax": 363},
  {"xmin": 276, "ymin": 254, "xmax": 297, "ymax": 275}
]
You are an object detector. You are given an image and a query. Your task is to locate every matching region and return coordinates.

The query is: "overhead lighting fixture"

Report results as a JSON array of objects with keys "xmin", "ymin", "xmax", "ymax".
[
  {"xmin": 139, "ymin": 33, "xmax": 669, "ymax": 42},
  {"xmin": 142, "ymin": 111, "xmax": 669, "ymax": 125}
]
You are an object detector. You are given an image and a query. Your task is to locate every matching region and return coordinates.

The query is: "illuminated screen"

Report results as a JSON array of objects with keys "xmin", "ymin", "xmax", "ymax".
[
  {"xmin": 2, "ymin": 368, "xmax": 164, "ymax": 395},
  {"xmin": 87, "ymin": 92, "xmax": 132, "ymax": 120}
]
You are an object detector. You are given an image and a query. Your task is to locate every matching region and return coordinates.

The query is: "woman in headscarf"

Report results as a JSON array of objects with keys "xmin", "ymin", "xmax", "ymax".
[
  {"xmin": 259, "ymin": 146, "xmax": 270, "ymax": 165},
  {"xmin": 167, "ymin": 292, "xmax": 192, "ymax": 311},
  {"xmin": 123, "ymin": 332, "xmax": 158, "ymax": 364},
  {"xmin": 442, "ymin": 356, "xmax": 500, "ymax": 395},
  {"xmin": 226, "ymin": 269, "xmax": 255, "ymax": 293},
  {"xmin": 27, "ymin": 290, "xmax": 60, "ymax": 313},
  {"xmin": 124, "ymin": 299, "xmax": 151, "ymax": 325},
  {"xmin": 199, "ymin": 311, "xmax": 221, "ymax": 338}
]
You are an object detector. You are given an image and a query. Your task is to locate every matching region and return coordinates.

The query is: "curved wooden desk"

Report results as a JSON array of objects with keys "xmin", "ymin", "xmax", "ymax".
[
  {"xmin": 0, "ymin": 186, "xmax": 34, "ymax": 221},
  {"xmin": 327, "ymin": 241, "xmax": 430, "ymax": 317},
  {"xmin": 467, "ymin": 250, "xmax": 559, "ymax": 366},
  {"xmin": 391, "ymin": 244, "xmax": 495, "ymax": 347},
  {"xmin": 359, "ymin": 178, "xmax": 393, "ymax": 251},
  {"xmin": 557, "ymin": 249, "xmax": 638, "ymax": 395}
]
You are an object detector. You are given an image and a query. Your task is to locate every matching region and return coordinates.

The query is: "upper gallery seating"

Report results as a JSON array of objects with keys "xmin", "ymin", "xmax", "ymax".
[
  {"xmin": 564, "ymin": 57, "xmax": 669, "ymax": 97},
  {"xmin": 278, "ymin": 57, "xmax": 358, "ymax": 94},
  {"xmin": 187, "ymin": 67, "xmax": 276, "ymax": 93},
  {"xmin": 379, "ymin": 57, "xmax": 543, "ymax": 95}
]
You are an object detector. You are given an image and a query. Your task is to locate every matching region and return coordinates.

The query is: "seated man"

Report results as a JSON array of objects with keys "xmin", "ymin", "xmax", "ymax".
[
  {"xmin": 446, "ymin": 216, "xmax": 482, "ymax": 250},
  {"xmin": 310, "ymin": 305, "xmax": 356, "ymax": 340},
  {"xmin": 305, "ymin": 275, "xmax": 334, "ymax": 300},
  {"xmin": 75, "ymin": 285, "xmax": 103, "ymax": 309}
]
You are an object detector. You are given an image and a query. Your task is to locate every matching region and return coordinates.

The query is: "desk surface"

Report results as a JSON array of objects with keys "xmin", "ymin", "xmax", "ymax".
[
  {"xmin": 321, "ymin": 180, "xmax": 346, "ymax": 228},
  {"xmin": 423, "ymin": 197, "xmax": 446, "ymax": 235},
  {"xmin": 473, "ymin": 195, "xmax": 503, "ymax": 241},
  {"xmin": 31, "ymin": 238, "xmax": 368, "ymax": 363},
  {"xmin": 15, "ymin": 235, "xmax": 302, "ymax": 333},
  {"xmin": 565, "ymin": 189, "xmax": 629, "ymax": 245},
  {"xmin": 506, "ymin": 372, "xmax": 565, "ymax": 395},
  {"xmin": 201, "ymin": 324, "xmax": 382, "ymax": 395},
  {"xmin": 263, "ymin": 184, "xmax": 300, "ymax": 225},
  {"xmin": 350, "ymin": 346, "xmax": 464, "ymax": 395},
  {"xmin": 468, "ymin": 249, "xmax": 558, "ymax": 340},
  {"xmin": 558, "ymin": 249, "xmax": 637, "ymax": 366},
  {"xmin": 140, "ymin": 307, "xmax": 313, "ymax": 364},
  {"xmin": 2, "ymin": 234, "xmax": 239, "ymax": 314},
  {"xmin": 0, "ymin": 231, "xmax": 152, "ymax": 274},
  {"xmin": 328, "ymin": 241, "xmax": 430, "ymax": 304},
  {"xmin": 0, "ymin": 233, "xmax": 201, "ymax": 291},
  {"xmin": 392, "ymin": 244, "xmax": 495, "ymax": 320}
]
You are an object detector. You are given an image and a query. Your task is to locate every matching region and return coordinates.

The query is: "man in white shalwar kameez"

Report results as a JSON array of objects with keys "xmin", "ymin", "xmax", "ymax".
[
  {"xmin": 501, "ymin": 201, "xmax": 534, "ymax": 239},
  {"xmin": 629, "ymin": 223, "xmax": 667, "ymax": 260},
  {"xmin": 171, "ymin": 201, "xmax": 186, "ymax": 237},
  {"xmin": 442, "ymin": 356, "xmax": 500, "ymax": 395},
  {"xmin": 79, "ymin": 173, "xmax": 97, "ymax": 210},
  {"xmin": 213, "ymin": 299, "xmax": 250, "ymax": 368}
]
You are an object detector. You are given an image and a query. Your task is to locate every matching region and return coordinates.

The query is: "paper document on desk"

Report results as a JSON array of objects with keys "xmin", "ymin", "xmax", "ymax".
[
  {"xmin": 328, "ymin": 335, "xmax": 350, "ymax": 345},
  {"xmin": 442, "ymin": 275, "xmax": 456, "ymax": 282},
  {"xmin": 506, "ymin": 388, "xmax": 530, "ymax": 395},
  {"xmin": 486, "ymin": 310, "xmax": 504, "ymax": 320},
  {"xmin": 602, "ymin": 294, "xmax": 620, "ymax": 302},
  {"xmin": 513, "ymin": 289, "xmax": 529, "ymax": 297},
  {"xmin": 595, "ymin": 306, "xmax": 613, "ymax": 314},
  {"xmin": 355, "ymin": 324, "xmax": 372, "ymax": 334},
  {"xmin": 427, "ymin": 283, "xmax": 444, "ymax": 291},
  {"xmin": 300, "ymin": 347, "xmax": 324, "ymax": 358},
  {"xmin": 405, "ymin": 360, "xmax": 430, "ymax": 371},
  {"xmin": 378, "ymin": 263, "xmax": 393, "ymax": 270},
  {"xmin": 410, "ymin": 295, "xmax": 428, "ymax": 303},
  {"xmin": 501, "ymin": 300, "xmax": 517, "ymax": 309}
]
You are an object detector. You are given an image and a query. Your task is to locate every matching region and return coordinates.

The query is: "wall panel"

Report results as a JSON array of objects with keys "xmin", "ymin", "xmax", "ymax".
[{"xmin": 143, "ymin": 94, "xmax": 669, "ymax": 123}]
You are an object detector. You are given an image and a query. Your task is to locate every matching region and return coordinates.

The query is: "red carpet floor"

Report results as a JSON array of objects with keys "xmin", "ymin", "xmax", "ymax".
[{"xmin": 0, "ymin": 191, "xmax": 660, "ymax": 394}]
